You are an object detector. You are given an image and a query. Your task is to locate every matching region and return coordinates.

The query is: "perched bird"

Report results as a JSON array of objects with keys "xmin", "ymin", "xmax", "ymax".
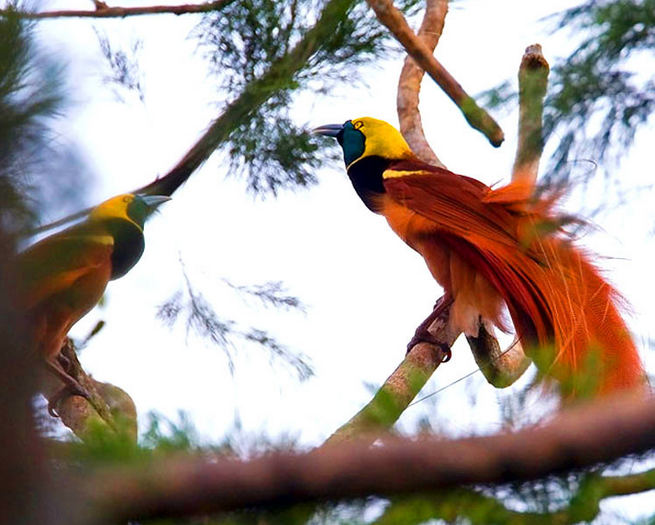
[
  {"xmin": 315, "ymin": 117, "xmax": 645, "ymax": 398},
  {"xmin": 12, "ymin": 193, "xmax": 170, "ymax": 408}
]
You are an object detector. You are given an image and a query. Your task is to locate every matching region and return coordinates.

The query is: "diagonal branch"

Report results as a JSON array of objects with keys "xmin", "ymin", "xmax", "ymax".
[
  {"xmin": 325, "ymin": 296, "xmax": 455, "ymax": 445},
  {"xmin": 27, "ymin": 0, "xmax": 358, "ymax": 233},
  {"xmin": 367, "ymin": 0, "xmax": 504, "ymax": 147},
  {"xmin": 396, "ymin": 0, "xmax": 447, "ymax": 166},
  {"xmin": 86, "ymin": 393, "xmax": 655, "ymax": 522},
  {"xmin": 0, "ymin": 0, "xmax": 234, "ymax": 19}
]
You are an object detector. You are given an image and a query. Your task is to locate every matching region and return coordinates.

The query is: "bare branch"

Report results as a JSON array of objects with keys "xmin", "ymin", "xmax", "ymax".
[
  {"xmin": 512, "ymin": 44, "xmax": 549, "ymax": 185},
  {"xmin": 396, "ymin": 0, "xmax": 447, "ymax": 166},
  {"xmin": 0, "ymin": 0, "xmax": 233, "ymax": 19},
  {"xmin": 367, "ymin": 0, "xmax": 504, "ymax": 147},
  {"xmin": 87, "ymin": 393, "xmax": 655, "ymax": 521}
]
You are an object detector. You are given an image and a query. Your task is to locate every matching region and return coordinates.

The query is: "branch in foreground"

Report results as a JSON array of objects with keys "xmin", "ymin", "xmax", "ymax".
[
  {"xmin": 0, "ymin": 0, "xmax": 233, "ymax": 19},
  {"xmin": 87, "ymin": 393, "xmax": 655, "ymax": 522},
  {"xmin": 376, "ymin": 465, "xmax": 655, "ymax": 524},
  {"xmin": 366, "ymin": 0, "xmax": 504, "ymax": 147},
  {"xmin": 396, "ymin": 0, "xmax": 447, "ymax": 167},
  {"xmin": 512, "ymin": 44, "xmax": 549, "ymax": 185}
]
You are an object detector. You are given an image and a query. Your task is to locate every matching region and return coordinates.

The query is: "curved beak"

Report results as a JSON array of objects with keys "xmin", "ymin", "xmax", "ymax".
[
  {"xmin": 140, "ymin": 195, "xmax": 171, "ymax": 210},
  {"xmin": 312, "ymin": 123, "xmax": 344, "ymax": 137}
]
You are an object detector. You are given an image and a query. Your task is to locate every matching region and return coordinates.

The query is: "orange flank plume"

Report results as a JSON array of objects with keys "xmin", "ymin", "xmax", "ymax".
[{"xmin": 316, "ymin": 117, "xmax": 646, "ymax": 398}]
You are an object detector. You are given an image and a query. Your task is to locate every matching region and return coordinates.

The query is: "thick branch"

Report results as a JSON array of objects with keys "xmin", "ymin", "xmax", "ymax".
[
  {"xmin": 396, "ymin": 0, "xmax": 447, "ymax": 166},
  {"xmin": 0, "ymin": 0, "xmax": 233, "ymax": 19},
  {"xmin": 326, "ymin": 297, "xmax": 456, "ymax": 445},
  {"xmin": 44, "ymin": 340, "xmax": 137, "ymax": 441},
  {"xmin": 512, "ymin": 44, "xmax": 549, "ymax": 185},
  {"xmin": 87, "ymin": 393, "xmax": 655, "ymax": 521},
  {"xmin": 367, "ymin": 0, "xmax": 504, "ymax": 147}
]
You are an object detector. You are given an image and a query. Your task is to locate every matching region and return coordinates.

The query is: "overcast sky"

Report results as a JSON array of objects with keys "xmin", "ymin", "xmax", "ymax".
[{"xmin": 34, "ymin": 0, "xmax": 655, "ymax": 517}]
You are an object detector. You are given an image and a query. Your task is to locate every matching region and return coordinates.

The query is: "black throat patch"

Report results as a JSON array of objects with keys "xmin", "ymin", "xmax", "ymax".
[
  {"xmin": 103, "ymin": 218, "xmax": 145, "ymax": 279},
  {"xmin": 346, "ymin": 156, "xmax": 391, "ymax": 212}
]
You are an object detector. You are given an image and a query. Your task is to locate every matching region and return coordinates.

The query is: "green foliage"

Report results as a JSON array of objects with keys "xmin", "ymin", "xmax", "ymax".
[
  {"xmin": 194, "ymin": 0, "xmax": 417, "ymax": 196},
  {"xmin": 482, "ymin": 0, "xmax": 655, "ymax": 184},
  {"xmin": 156, "ymin": 264, "xmax": 313, "ymax": 380},
  {"xmin": 94, "ymin": 28, "xmax": 144, "ymax": 102},
  {"xmin": 0, "ymin": 8, "xmax": 60, "ymax": 231}
]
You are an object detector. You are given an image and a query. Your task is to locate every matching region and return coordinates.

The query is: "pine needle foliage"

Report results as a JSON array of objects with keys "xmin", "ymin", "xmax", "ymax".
[
  {"xmin": 0, "ymin": 7, "xmax": 62, "ymax": 232},
  {"xmin": 195, "ymin": 0, "xmax": 418, "ymax": 196},
  {"xmin": 481, "ymin": 0, "xmax": 655, "ymax": 184}
]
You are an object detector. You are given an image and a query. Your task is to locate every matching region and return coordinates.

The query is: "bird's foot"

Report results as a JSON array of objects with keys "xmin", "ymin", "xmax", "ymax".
[
  {"xmin": 406, "ymin": 330, "xmax": 452, "ymax": 362},
  {"xmin": 45, "ymin": 359, "xmax": 92, "ymax": 417},
  {"xmin": 406, "ymin": 294, "xmax": 454, "ymax": 362}
]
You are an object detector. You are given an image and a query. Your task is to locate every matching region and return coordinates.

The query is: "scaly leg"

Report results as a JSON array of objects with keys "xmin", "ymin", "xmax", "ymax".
[
  {"xmin": 406, "ymin": 294, "xmax": 454, "ymax": 361},
  {"xmin": 44, "ymin": 359, "xmax": 91, "ymax": 417}
]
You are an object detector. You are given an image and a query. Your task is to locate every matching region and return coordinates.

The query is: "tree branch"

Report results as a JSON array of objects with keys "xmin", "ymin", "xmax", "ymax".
[
  {"xmin": 512, "ymin": 44, "xmax": 549, "ymax": 186},
  {"xmin": 466, "ymin": 328, "xmax": 530, "ymax": 388},
  {"xmin": 44, "ymin": 340, "xmax": 137, "ymax": 442},
  {"xmin": 135, "ymin": 0, "xmax": 356, "ymax": 197},
  {"xmin": 0, "ymin": 0, "xmax": 233, "ymax": 19},
  {"xmin": 375, "ymin": 466, "xmax": 655, "ymax": 524},
  {"xmin": 325, "ymin": 296, "xmax": 455, "ymax": 445},
  {"xmin": 86, "ymin": 393, "xmax": 655, "ymax": 522},
  {"xmin": 396, "ymin": 0, "xmax": 447, "ymax": 166},
  {"xmin": 366, "ymin": 0, "xmax": 504, "ymax": 147}
]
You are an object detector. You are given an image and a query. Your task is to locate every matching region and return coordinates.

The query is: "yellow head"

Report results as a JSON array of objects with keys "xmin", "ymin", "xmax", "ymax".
[
  {"xmin": 314, "ymin": 117, "xmax": 414, "ymax": 169},
  {"xmin": 88, "ymin": 193, "xmax": 170, "ymax": 230}
]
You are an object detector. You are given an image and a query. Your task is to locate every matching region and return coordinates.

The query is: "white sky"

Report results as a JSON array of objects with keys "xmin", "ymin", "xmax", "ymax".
[{"xmin": 34, "ymin": 0, "xmax": 655, "ymax": 519}]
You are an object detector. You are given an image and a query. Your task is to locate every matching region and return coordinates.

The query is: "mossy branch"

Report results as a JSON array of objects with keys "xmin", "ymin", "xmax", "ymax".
[
  {"xmin": 44, "ymin": 339, "xmax": 137, "ymax": 442},
  {"xmin": 367, "ymin": 0, "xmax": 504, "ymax": 147},
  {"xmin": 85, "ymin": 394, "xmax": 655, "ymax": 521},
  {"xmin": 512, "ymin": 44, "xmax": 549, "ymax": 185}
]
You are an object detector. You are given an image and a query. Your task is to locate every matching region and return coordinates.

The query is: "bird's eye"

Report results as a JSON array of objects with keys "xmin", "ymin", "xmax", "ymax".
[{"xmin": 353, "ymin": 121, "xmax": 364, "ymax": 130}]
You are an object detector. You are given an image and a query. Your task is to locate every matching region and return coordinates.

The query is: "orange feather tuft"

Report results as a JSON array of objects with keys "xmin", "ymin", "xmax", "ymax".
[{"xmin": 381, "ymin": 161, "xmax": 645, "ymax": 397}]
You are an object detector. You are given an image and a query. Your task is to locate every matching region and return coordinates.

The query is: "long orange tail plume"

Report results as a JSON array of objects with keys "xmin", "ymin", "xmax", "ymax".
[{"xmin": 464, "ymin": 201, "xmax": 643, "ymax": 397}]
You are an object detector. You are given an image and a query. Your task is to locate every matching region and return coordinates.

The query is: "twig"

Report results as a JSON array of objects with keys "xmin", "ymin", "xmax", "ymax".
[
  {"xmin": 86, "ymin": 393, "xmax": 655, "ymax": 521},
  {"xmin": 396, "ymin": 0, "xmax": 447, "ymax": 166},
  {"xmin": 512, "ymin": 44, "xmax": 549, "ymax": 185},
  {"xmin": 0, "ymin": 0, "xmax": 233, "ymax": 19},
  {"xmin": 366, "ymin": 0, "xmax": 504, "ymax": 147}
]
